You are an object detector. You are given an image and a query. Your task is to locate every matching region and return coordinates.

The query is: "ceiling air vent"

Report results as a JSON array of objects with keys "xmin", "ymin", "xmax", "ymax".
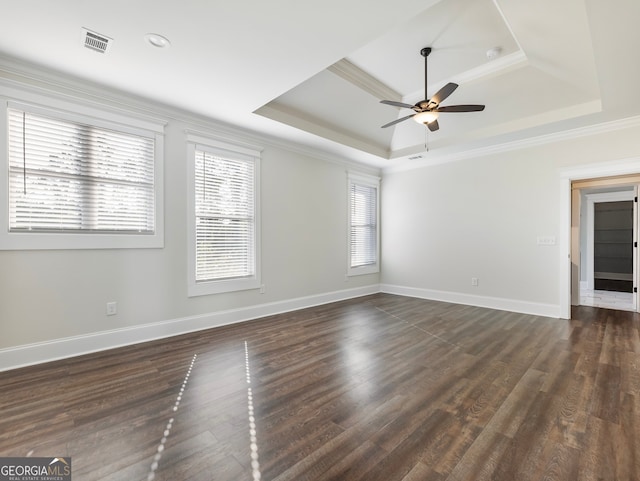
[
  {"xmin": 81, "ymin": 28, "xmax": 112, "ymax": 53},
  {"xmin": 408, "ymin": 155, "xmax": 424, "ymax": 161}
]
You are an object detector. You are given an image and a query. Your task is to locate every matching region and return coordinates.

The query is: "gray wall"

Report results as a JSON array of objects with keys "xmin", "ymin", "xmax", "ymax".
[
  {"xmin": 0, "ymin": 71, "xmax": 380, "ymax": 361},
  {"xmin": 4, "ymin": 56, "xmax": 640, "ymax": 367},
  {"xmin": 381, "ymin": 124, "xmax": 640, "ymax": 314}
]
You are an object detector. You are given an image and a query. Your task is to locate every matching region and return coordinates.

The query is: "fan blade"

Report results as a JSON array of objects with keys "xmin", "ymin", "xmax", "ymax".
[
  {"xmin": 427, "ymin": 119, "xmax": 439, "ymax": 132},
  {"xmin": 380, "ymin": 100, "xmax": 416, "ymax": 110},
  {"xmin": 431, "ymin": 82, "xmax": 458, "ymax": 105},
  {"xmin": 381, "ymin": 113, "xmax": 415, "ymax": 128},
  {"xmin": 436, "ymin": 104, "xmax": 485, "ymax": 112}
]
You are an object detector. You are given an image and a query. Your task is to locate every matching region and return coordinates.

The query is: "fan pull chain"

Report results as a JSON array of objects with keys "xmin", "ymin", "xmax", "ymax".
[{"xmin": 424, "ymin": 128, "xmax": 429, "ymax": 152}]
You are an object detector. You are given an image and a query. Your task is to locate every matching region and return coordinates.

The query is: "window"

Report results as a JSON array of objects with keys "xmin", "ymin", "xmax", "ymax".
[
  {"xmin": 0, "ymin": 100, "xmax": 164, "ymax": 249},
  {"xmin": 187, "ymin": 134, "xmax": 261, "ymax": 296},
  {"xmin": 348, "ymin": 172, "xmax": 380, "ymax": 276}
]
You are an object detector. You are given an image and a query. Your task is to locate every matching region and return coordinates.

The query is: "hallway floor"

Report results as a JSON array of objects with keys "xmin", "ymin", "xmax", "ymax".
[{"xmin": 580, "ymin": 287, "xmax": 635, "ymax": 311}]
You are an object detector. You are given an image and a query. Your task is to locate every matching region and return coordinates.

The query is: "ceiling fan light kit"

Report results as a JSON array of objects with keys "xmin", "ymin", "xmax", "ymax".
[
  {"xmin": 413, "ymin": 111, "xmax": 438, "ymax": 124},
  {"xmin": 380, "ymin": 46, "xmax": 485, "ymax": 131}
]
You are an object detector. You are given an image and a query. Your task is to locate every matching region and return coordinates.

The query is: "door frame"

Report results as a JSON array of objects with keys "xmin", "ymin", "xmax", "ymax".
[
  {"xmin": 584, "ymin": 190, "xmax": 635, "ymax": 291},
  {"xmin": 559, "ymin": 157, "xmax": 640, "ymax": 319}
]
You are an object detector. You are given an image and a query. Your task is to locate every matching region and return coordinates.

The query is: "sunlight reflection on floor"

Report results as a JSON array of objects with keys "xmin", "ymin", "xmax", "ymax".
[
  {"xmin": 147, "ymin": 354, "xmax": 197, "ymax": 480},
  {"xmin": 245, "ymin": 341, "xmax": 262, "ymax": 481}
]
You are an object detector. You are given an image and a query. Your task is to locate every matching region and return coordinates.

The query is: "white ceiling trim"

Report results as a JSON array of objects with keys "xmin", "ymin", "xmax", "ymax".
[
  {"xmin": 0, "ymin": 56, "xmax": 382, "ymax": 176},
  {"xmin": 257, "ymin": 102, "xmax": 390, "ymax": 158},
  {"xmin": 327, "ymin": 59, "xmax": 402, "ymax": 102},
  {"xmin": 402, "ymin": 50, "xmax": 528, "ymax": 103},
  {"xmin": 0, "ymin": 56, "xmax": 171, "ymax": 127},
  {"xmin": 384, "ymin": 114, "xmax": 640, "ymax": 174},
  {"xmin": 491, "ymin": 0, "xmax": 523, "ymax": 51},
  {"xmin": 456, "ymin": 99, "xmax": 603, "ymax": 143},
  {"xmin": 317, "ymin": 49, "xmax": 529, "ymax": 132}
]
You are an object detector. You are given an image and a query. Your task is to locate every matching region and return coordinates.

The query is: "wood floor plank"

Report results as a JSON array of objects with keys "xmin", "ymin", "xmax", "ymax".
[
  {"xmin": 549, "ymin": 374, "xmax": 589, "ymax": 450},
  {"xmin": 537, "ymin": 442, "xmax": 580, "ymax": 481},
  {"xmin": 1, "ymin": 294, "xmax": 639, "ymax": 480},
  {"xmin": 311, "ymin": 440, "xmax": 386, "ymax": 481},
  {"xmin": 401, "ymin": 461, "xmax": 444, "ymax": 481},
  {"xmin": 618, "ymin": 393, "xmax": 640, "ymax": 480},
  {"xmin": 578, "ymin": 415, "xmax": 620, "ymax": 481},
  {"xmin": 443, "ymin": 428, "xmax": 512, "ymax": 481},
  {"xmin": 590, "ymin": 362, "xmax": 621, "ymax": 423},
  {"xmin": 621, "ymin": 351, "xmax": 640, "ymax": 395},
  {"xmin": 484, "ymin": 367, "xmax": 547, "ymax": 438},
  {"xmin": 488, "ymin": 391, "xmax": 564, "ymax": 481}
]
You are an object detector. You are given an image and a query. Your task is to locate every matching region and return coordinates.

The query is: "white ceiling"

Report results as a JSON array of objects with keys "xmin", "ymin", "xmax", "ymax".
[{"xmin": 0, "ymin": 0, "xmax": 639, "ymax": 170}]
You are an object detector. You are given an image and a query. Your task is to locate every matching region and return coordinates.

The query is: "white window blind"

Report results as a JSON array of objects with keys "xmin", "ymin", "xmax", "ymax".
[
  {"xmin": 349, "ymin": 178, "xmax": 378, "ymax": 269},
  {"xmin": 7, "ymin": 107, "xmax": 155, "ymax": 234},
  {"xmin": 194, "ymin": 148, "xmax": 255, "ymax": 282}
]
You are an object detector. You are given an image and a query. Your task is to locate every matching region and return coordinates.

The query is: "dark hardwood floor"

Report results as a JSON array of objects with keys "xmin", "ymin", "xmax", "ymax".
[{"xmin": 1, "ymin": 293, "xmax": 639, "ymax": 480}]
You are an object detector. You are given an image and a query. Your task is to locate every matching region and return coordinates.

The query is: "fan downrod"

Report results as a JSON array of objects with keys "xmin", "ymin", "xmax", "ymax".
[{"xmin": 379, "ymin": 45, "xmax": 485, "ymax": 130}]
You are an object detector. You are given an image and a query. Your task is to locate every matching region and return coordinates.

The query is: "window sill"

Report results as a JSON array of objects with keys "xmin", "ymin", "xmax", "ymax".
[
  {"xmin": 348, "ymin": 264, "xmax": 380, "ymax": 277},
  {"xmin": 188, "ymin": 277, "xmax": 261, "ymax": 297},
  {"xmin": 0, "ymin": 231, "xmax": 164, "ymax": 250}
]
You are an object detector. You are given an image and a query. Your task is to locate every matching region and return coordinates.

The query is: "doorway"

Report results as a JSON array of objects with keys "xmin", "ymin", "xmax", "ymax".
[
  {"xmin": 559, "ymin": 159, "xmax": 640, "ymax": 319},
  {"xmin": 572, "ymin": 179, "xmax": 638, "ymax": 312},
  {"xmin": 593, "ymin": 201, "xmax": 633, "ymax": 292}
]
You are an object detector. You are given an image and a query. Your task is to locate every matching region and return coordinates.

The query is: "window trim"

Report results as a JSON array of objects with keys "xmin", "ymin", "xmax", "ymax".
[
  {"xmin": 0, "ymin": 98, "xmax": 165, "ymax": 250},
  {"xmin": 186, "ymin": 133, "xmax": 261, "ymax": 297},
  {"xmin": 347, "ymin": 171, "xmax": 380, "ymax": 277}
]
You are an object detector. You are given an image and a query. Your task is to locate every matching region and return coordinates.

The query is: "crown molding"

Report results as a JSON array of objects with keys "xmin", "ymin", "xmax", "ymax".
[
  {"xmin": 328, "ymin": 58, "xmax": 402, "ymax": 102},
  {"xmin": 256, "ymin": 102, "xmax": 389, "ymax": 157},
  {"xmin": 330, "ymin": 51, "xmax": 527, "ymax": 107},
  {"xmin": 403, "ymin": 50, "xmax": 528, "ymax": 103},
  {"xmin": 384, "ymin": 115, "xmax": 640, "ymax": 173},
  {"xmin": 0, "ymin": 54, "xmax": 382, "ymax": 176}
]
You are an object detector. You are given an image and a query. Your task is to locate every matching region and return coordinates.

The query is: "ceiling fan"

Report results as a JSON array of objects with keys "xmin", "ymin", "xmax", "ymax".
[{"xmin": 380, "ymin": 47, "xmax": 485, "ymax": 131}]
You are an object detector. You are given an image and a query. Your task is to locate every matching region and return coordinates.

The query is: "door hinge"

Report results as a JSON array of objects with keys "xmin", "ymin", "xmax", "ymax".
[
  {"xmin": 635, "ymin": 196, "xmax": 638, "ymax": 202},
  {"xmin": 635, "ymin": 287, "xmax": 638, "ymax": 293},
  {"xmin": 635, "ymin": 242, "xmax": 638, "ymax": 248}
]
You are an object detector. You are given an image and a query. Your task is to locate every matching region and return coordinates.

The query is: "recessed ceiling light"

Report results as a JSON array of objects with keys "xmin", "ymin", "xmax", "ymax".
[{"xmin": 145, "ymin": 33, "xmax": 171, "ymax": 49}]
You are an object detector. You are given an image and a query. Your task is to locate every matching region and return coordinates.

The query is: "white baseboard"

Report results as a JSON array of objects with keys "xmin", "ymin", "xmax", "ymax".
[
  {"xmin": 0, "ymin": 284, "xmax": 380, "ymax": 372},
  {"xmin": 380, "ymin": 284, "xmax": 561, "ymax": 318},
  {"xmin": 0, "ymin": 283, "xmax": 564, "ymax": 372}
]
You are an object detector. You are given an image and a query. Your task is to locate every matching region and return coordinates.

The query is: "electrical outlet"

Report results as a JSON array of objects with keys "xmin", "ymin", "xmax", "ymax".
[
  {"xmin": 106, "ymin": 302, "xmax": 117, "ymax": 316},
  {"xmin": 260, "ymin": 284, "xmax": 265, "ymax": 294},
  {"xmin": 471, "ymin": 277, "xmax": 479, "ymax": 287}
]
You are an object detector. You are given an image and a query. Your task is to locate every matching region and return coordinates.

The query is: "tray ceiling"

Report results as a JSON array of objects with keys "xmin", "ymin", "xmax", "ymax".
[{"xmin": 0, "ymin": 0, "xmax": 637, "ymax": 169}]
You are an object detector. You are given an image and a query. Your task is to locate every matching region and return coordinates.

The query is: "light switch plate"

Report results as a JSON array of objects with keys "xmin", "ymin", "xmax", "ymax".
[{"xmin": 537, "ymin": 236, "xmax": 556, "ymax": 246}]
